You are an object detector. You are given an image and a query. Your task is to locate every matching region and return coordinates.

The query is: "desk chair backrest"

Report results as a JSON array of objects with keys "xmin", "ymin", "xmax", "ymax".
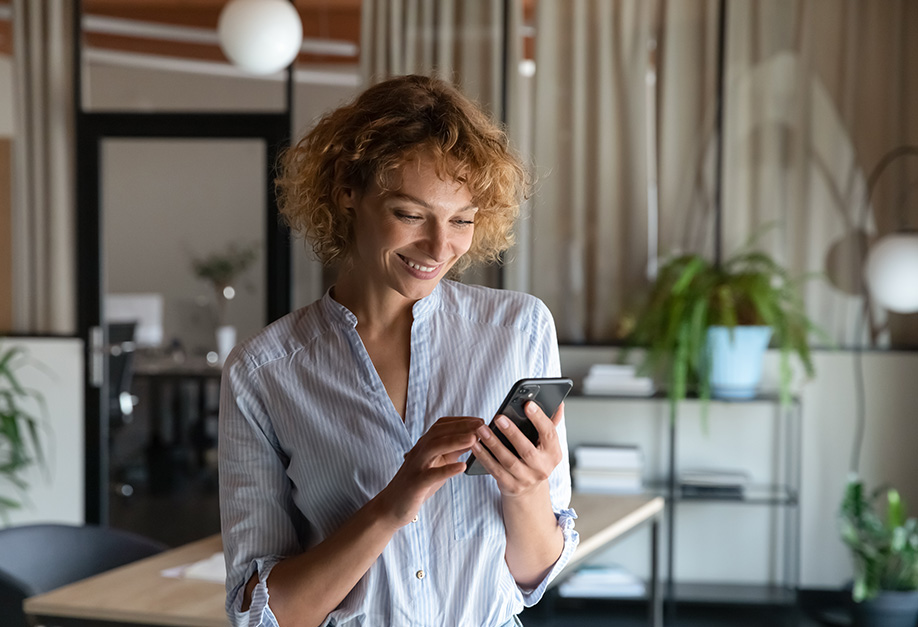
[
  {"xmin": 108, "ymin": 321, "xmax": 137, "ymax": 422},
  {"xmin": 0, "ymin": 523, "xmax": 167, "ymax": 627}
]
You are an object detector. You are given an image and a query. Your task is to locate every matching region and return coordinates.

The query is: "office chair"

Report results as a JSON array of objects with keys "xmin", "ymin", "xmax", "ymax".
[
  {"xmin": 108, "ymin": 321, "xmax": 138, "ymax": 426},
  {"xmin": 0, "ymin": 523, "xmax": 167, "ymax": 627},
  {"xmin": 108, "ymin": 322, "xmax": 144, "ymax": 497}
]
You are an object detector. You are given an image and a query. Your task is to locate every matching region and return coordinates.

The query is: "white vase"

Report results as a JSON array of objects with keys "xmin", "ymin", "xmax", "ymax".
[{"xmin": 216, "ymin": 325, "xmax": 237, "ymax": 365}]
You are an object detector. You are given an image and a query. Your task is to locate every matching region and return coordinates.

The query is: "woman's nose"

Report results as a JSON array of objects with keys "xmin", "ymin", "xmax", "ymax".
[{"xmin": 423, "ymin": 222, "xmax": 450, "ymax": 261}]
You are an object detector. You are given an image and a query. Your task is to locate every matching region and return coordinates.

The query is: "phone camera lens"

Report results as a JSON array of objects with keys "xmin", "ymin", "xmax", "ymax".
[{"xmin": 518, "ymin": 387, "xmax": 530, "ymax": 395}]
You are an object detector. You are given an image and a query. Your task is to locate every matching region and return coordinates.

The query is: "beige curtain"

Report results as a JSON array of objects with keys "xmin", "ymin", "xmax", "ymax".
[
  {"xmin": 528, "ymin": 0, "xmax": 711, "ymax": 342},
  {"xmin": 11, "ymin": 0, "xmax": 76, "ymax": 334},
  {"xmin": 361, "ymin": 0, "xmax": 520, "ymax": 115},
  {"xmin": 360, "ymin": 0, "xmax": 523, "ymax": 289},
  {"xmin": 528, "ymin": 0, "xmax": 918, "ymax": 346}
]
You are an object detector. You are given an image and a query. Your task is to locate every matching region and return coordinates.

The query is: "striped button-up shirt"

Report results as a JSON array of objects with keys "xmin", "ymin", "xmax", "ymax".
[{"xmin": 219, "ymin": 279, "xmax": 579, "ymax": 627}]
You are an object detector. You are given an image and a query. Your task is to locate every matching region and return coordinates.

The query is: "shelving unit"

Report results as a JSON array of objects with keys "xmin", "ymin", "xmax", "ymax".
[{"xmin": 564, "ymin": 391, "xmax": 802, "ymax": 618}]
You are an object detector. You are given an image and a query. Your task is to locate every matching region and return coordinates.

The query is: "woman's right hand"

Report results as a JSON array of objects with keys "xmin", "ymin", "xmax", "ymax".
[{"xmin": 374, "ymin": 415, "xmax": 484, "ymax": 528}]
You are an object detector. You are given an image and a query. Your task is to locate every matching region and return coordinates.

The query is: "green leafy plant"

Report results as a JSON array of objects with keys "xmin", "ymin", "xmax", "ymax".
[
  {"xmin": 191, "ymin": 242, "xmax": 259, "ymax": 325},
  {"xmin": 623, "ymin": 235, "xmax": 822, "ymax": 411},
  {"xmin": 0, "ymin": 344, "xmax": 47, "ymax": 522},
  {"xmin": 840, "ymin": 475, "xmax": 918, "ymax": 602}
]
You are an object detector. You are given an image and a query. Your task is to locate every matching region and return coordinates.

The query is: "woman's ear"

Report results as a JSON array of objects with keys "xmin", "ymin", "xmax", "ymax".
[{"xmin": 336, "ymin": 186, "xmax": 356, "ymax": 213}]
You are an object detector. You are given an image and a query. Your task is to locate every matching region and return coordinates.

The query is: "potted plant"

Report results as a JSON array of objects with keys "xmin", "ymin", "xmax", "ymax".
[
  {"xmin": 0, "ymin": 344, "xmax": 46, "ymax": 523},
  {"xmin": 191, "ymin": 241, "xmax": 259, "ymax": 363},
  {"xmin": 622, "ymin": 237, "xmax": 821, "ymax": 411},
  {"xmin": 839, "ymin": 475, "xmax": 918, "ymax": 626}
]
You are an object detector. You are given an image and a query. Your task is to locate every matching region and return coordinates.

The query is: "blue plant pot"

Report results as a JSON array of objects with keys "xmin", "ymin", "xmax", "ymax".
[
  {"xmin": 706, "ymin": 326, "xmax": 773, "ymax": 399},
  {"xmin": 852, "ymin": 590, "xmax": 918, "ymax": 627}
]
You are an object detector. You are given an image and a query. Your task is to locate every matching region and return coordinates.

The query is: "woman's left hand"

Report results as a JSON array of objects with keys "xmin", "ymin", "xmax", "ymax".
[{"xmin": 470, "ymin": 401, "xmax": 564, "ymax": 498}]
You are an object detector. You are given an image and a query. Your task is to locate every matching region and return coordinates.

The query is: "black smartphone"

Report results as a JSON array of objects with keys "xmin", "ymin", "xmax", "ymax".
[{"xmin": 464, "ymin": 377, "xmax": 573, "ymax": 476}]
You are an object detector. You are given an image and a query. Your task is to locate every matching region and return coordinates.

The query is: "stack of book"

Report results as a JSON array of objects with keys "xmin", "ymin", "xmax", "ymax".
[
  {"xmin": 558, "ymin": 564, "xmax": 646, "ymax": 599},
  {"xmin": 581, "ymin": 364, "xmax": 655, "ymax": 396},
  {"xmin": 679, "ymin": 468, "xmax": 750, "ymax": 499},
  {"xmin": 573, "ymin": 444, "xmax": 643, "ymax": 494}
]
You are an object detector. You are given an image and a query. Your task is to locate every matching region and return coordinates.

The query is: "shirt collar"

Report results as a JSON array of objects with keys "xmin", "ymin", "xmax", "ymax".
[
  {"xmin": 321, "ymin": 287, "xmax": 359, "ymax": 328},
  {"xmin": 321, "ymin": 282, "xmax": 443, "ymax": 328}
]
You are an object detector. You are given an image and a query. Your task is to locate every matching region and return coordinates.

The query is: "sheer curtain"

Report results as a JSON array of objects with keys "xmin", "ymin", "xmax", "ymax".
[
  {"xmin": 527, "ymin": 0, "xmax": 719, "ymax": 343},
  {"xmin": 11, "ymin": 0, "xmax": 76, "ymax": 334},
  {"xmin": 721, "ymin": 0, "xmax": 918, "ymax": 348},
  {"xmin": 360, "ymin": 0, "xmax": 524, "ymax": 288},
  {"xmin": 526, "ymin": 0, "xmax": 918, "ymax": 346}
]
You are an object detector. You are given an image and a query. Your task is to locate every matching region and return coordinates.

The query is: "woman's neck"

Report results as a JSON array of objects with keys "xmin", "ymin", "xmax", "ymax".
[{"xmin": 332, "ymin": 274, "xmax": 416, "ymax": 336}]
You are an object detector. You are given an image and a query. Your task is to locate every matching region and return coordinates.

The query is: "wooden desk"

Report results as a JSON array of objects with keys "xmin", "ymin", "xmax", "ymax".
[
  {"xmin": 25, "ymin": 496, "xmax": 663, "ymax": 627},
  {"xmin": 24, "ymin": 534, "xmax": 228, "ymax": 627},
  {"xmin": 554, "ymin": 493, "xmax": 665, "ymax": 627}
]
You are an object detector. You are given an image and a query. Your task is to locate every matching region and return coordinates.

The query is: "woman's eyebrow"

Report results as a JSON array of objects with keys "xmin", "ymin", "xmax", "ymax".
[{"xmin": 389, "ymin": 191, "xmax": 477, "ymax": 213}]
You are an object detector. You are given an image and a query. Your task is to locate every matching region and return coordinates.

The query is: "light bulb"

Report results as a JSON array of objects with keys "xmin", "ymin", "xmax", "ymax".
[
  {"xmin": 217, "ymin": 0, "xmax": 303, "ymax": 75},
  {"xmin": 864, "ymin": 232, "xmax": 918, "ymax": 313}
]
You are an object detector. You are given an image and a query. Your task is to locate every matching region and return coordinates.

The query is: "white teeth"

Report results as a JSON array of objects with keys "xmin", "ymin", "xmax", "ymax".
[{"xmin": 406, "ymin": 259, "xmax": 435, "ymax": 272}]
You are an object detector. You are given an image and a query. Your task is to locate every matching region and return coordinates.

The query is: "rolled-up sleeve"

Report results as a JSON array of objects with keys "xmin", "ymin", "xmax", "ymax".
[
  {"xmin": 219, "ymin": 346, "xmax": 308, "ymax": 626},
  {"xmin": 518, "ymin": 299, "xmax": 580, "ymax": 604}
]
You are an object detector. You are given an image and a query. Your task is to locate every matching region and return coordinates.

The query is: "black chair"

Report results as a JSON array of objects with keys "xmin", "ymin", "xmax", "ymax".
[
  {"xmin": 108, "ymin": 321, "xmax": 138, "ymax": 426},
  {"xmin": 0, "ymin": 523, "xmax": 167, "ymax": 627},
  {"xmin": 108, "ymin": 322, "xmax": 144, "ymax": 496}
]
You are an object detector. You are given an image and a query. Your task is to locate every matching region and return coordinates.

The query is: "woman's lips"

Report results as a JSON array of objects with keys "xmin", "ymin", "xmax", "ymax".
[{"xmin": 399, "ymin": 254, "xmax": 441, "ymax": 278}]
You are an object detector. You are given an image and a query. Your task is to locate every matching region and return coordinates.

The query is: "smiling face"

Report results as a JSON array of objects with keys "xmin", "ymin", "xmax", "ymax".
[{"xmin": 340, "ymin": 155, "xmax": 477, "ymax": 307}]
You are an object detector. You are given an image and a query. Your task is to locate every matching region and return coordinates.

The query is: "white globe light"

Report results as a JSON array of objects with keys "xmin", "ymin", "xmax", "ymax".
[
  {"xmin": 218, "ymin": 0, "xmax": 303, "ymax": 75},
  {"xmin": 864, "ymin": 232, "xmax": 918, "ymax": 313}
]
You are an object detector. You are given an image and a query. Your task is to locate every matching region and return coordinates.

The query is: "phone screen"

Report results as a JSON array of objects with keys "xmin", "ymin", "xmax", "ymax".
[{"xmin": 464, "ymin": 377, "xmax": 573, "ymax": 475}]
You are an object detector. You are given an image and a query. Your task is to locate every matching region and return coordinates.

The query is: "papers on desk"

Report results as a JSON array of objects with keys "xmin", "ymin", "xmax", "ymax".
[
  {"xmin": 558, "ymin": 564, "xmax": 646, "ymax": 598},
  {"xmin": 161, "ymin": 551, "xmax": 226, "ymax": 584}
]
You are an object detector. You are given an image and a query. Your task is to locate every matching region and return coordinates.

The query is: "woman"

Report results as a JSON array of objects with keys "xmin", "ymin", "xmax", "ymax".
[{"xmin": 219, "ymin": 74, "xmax": 578, "ymax": 627}]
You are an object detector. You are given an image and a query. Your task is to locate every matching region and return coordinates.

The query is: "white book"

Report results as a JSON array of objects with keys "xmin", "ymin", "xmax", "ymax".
[
  {"xmin": 582, "ymin": 375, "xmax": 655, "ymax": 396},
  {"xmin": 574, "ymin": 470, "xmax": 643, "ymax": 493},
  {"xmin": 559, "ymin": 565, "xmax": 646, "ymax": 598},
  {"xmin": 680, "ymin": 467, "xmax": 750, "ymax": 487},
  {"xmin": 575, "ymin": 445, "xmax": 642, "ymax": 470},
  {"xmin": 574, "ymin": 468, "xmax": 642, "ymax": 480},
  {"xmin": 587, "ymin": 363, "xmax": 638, "ymax": 377}
]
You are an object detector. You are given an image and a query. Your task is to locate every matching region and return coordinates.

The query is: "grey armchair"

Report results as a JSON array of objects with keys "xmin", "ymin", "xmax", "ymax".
[{"xmin": 0, "ymin": 523, "xmax": 167, "ymax": 627}]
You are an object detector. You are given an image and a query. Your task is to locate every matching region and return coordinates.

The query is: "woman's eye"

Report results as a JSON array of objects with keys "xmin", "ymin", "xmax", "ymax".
[
  {"xmin": 395, "ymin": 212, "xmax": 421, "ymax": 222},
  {"xmin": 453, "ymin": 219, "xmax": 475, "ymax": 227}
]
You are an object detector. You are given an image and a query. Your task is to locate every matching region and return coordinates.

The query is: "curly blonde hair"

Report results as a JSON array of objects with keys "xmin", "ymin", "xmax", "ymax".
[{"xmin": 276, "ymin": 74, "xmax": 529, "ymax": 274}]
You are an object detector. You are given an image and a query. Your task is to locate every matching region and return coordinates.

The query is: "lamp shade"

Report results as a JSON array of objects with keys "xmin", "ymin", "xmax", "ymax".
[
  {"xmin": 864, "ymin": 232, "xmax": 918, "ymax": 313},
  {"xmin": 217, "ymin": 0, "xmax": 303, "ymax": 75}
]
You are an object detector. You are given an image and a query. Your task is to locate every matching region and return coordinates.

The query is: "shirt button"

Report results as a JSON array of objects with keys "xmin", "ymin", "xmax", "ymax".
[
  {"xmin": 416, "ymin": 570, "xmax": 425, "ymax": 580},
  {"xmin": 412, "ymin": 515, "xmax": 419, "ymax": 523}
]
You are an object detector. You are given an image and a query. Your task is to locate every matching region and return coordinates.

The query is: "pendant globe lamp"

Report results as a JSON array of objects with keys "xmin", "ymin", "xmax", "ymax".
[
  {"xmin": 217, "ymin": 0, "xmax": 303, "ymax": 75},
  {"xmin": 862, "ymin": 146, "xmax": 918, "ymax": 314}
]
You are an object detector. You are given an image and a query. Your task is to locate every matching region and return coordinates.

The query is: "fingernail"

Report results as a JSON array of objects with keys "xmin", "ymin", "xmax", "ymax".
[
  {"xmin": 496, "ymin": 416, "xmax": 510, "ymax": 429},
  {"xmin": 478, "ymin": 426, "xmax": 492, "ymax": 440},
  {"xmin": 525, "ymin": 402, "xmax": 537, "ymax": 414}
]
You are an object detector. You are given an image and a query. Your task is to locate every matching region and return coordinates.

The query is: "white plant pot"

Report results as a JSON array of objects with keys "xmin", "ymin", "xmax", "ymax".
[{"xmin": 216, "ymin": 325, "xmax": 237, "ymax": 365}]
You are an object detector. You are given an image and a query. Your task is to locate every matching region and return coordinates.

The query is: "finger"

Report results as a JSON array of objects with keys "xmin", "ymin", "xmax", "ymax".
[
  {"xmin": 524, "ymin": 401, "xmax": 560, "ymax": 449},
  {"xmin": 430, "ymin": 415, "xmax": 485, "ymax": 431},
  {"xmin": 468, "ymin": 439, "xmax": 512, "ymax": 482},
  {"xmin": 411, "ymin": 431, "xmax": 479, "ymax": 464},
  {"xmin": 423, "ymin": 460, "xmax": 469, "ymax": 484},
  {"xmin": 478, "ymin": 420, "xmax": 530, "ymax": 473},
  {"xmin": 491, "ymin": 414, "xmax": 538, "ymax": 459}
]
